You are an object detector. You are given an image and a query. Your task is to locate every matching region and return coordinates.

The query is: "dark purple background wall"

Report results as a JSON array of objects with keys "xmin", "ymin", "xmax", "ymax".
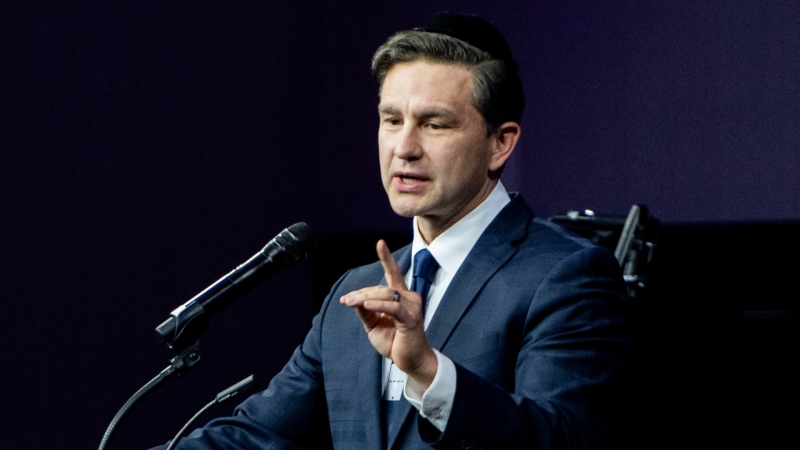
[{"xmin": 3, "ymin": 1, "xmax": 798, "ymax": 449}]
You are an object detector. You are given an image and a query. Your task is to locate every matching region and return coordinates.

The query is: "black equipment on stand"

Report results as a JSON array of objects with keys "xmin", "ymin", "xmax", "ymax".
[{"xmin": 549, "ymin": 204, "xmax": 660, "ymax": 299}]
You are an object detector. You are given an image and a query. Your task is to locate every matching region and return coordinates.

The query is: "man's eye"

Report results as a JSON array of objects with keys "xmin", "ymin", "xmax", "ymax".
[
  {"xmin": 384, "ymin": 118, "xmax": 402, "ymax": 126},
  {"xmin": 425, "ymin": 122, "xmax": 445, "ymax": 130}
]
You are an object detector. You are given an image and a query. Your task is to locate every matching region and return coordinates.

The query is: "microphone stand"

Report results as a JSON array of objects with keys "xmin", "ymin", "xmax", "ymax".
[
  {"xmin": 98, "ymin": 222, "xmax": 316, "ymax": 450},
  {"xmin": 99, "ymin": 296, "xmax": 210, "ymax": 450},
  {"xmin": 97, "ymin": 342, "xmax": 202, "ymax": 450}
]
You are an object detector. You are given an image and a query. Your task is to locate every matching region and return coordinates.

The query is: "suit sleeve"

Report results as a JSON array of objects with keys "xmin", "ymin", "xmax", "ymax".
[
  {"xmin": 148, "ymin": 275, "xmax": 349, "ymax": 450},
  {"xmin": 421, "ymin": 245, "xmax": 634, "ymax": 450}
]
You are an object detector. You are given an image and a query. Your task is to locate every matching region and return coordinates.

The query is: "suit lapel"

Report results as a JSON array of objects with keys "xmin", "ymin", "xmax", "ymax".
[
  {"xmin": 355, "ymin": 337, "xmax": 385, "ymax": 446},
  {"xmin": 426, "ymin": 195, "xmax": 531, "ymax": 351},
  {"xmin": 332, "ymin": 246, "xmax": 412, "ymax": 448},
  {"xmin": 383, "ymin": 248, "xmax": 413, "ymax": 449}
]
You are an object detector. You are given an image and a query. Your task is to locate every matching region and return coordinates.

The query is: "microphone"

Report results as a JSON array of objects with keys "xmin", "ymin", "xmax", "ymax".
[{"xmin": 155, "ymin": 222, "xmax": 318, "ymax": 352}]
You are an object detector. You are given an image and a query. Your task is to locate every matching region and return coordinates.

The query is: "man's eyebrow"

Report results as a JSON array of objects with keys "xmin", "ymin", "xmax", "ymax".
[
  {"xmin": 416, "ymin": 108, "xmax": 456, "ymax": 120},
  {"xmin": 378, "ymin": 105, "xmax": 399, "ymax": 115},
  {"xmin": 377, "ymin": 105, "xmax": 459, "ymax": 121}
]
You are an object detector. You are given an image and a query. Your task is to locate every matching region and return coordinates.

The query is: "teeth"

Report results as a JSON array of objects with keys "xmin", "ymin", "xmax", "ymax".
[{"xmin": 400, "ymin": 176, "xmax": 415, "ymax": 183}]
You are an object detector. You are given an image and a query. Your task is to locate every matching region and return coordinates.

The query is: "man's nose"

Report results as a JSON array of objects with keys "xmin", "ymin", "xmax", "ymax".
[{"xmin": 394, "ymin": 126, "xmax": 423, "ymax": 160}]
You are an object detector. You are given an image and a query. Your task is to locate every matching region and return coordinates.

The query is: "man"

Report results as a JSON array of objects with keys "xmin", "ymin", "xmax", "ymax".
[{"xmin": 153, "ymin": 11, "xmax": 633, "ymax": 450}]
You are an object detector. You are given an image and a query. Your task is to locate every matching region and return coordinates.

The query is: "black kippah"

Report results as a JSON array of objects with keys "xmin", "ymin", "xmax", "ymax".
[{"xmin": 415, "ymin": 11, "xmax": 515, "ymax": 63}]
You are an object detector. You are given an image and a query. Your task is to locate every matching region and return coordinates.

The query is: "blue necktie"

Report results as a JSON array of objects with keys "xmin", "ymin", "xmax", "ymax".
[
  {"xmin": 410, "ymin": 248, "xmax": 439, "ymax": 314},
  {"xmin": 384, "ymin": 249, "xmax": 439, "ymax": 440}
]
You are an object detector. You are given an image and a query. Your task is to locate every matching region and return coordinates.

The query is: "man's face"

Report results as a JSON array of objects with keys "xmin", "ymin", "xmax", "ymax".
[{"xmin": 378, "ymin": 61, "xmax": 501, "ymax": 239}]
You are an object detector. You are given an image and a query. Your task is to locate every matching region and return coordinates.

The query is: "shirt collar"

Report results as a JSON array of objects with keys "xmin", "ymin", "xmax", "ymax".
[{"xmin": 411, "ymin": 181, "xmax": 511, "ymax": 277}]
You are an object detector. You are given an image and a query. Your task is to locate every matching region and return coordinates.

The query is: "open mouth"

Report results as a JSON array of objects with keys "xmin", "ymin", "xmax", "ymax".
[
  {"xmin": 399, "ymin": 175, "xmax": 423, "ymax": 183},
  {"xmin": 394, "ymin": 173, "xmax": 428, "ymax": 190}
]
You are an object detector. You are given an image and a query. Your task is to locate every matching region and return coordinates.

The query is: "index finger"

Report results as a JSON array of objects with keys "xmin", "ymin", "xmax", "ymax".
[{"xmin": 376, "ymin": 239, "xmax": 406, "ymax": 290}]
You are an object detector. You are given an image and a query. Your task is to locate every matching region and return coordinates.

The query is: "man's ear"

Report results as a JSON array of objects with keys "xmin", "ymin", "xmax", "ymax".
[{"xmin": 489, "ymin": 121, "xmax": 521, "ymax": 172}]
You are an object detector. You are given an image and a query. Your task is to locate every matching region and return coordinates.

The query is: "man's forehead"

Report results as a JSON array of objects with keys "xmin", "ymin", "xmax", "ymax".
[
  {"xmin": 382, "ymin": 60, "xmax": 474, "ymax": 82},
  {"xmin": 378, "ymin": 61, "xmax": 475, "ymax": 109}
]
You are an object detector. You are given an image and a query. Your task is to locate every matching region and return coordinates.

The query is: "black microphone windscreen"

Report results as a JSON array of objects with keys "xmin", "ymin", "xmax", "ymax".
[{"xmin": 284, "ymin": 222, "xmax": 318, "ymax": 259}]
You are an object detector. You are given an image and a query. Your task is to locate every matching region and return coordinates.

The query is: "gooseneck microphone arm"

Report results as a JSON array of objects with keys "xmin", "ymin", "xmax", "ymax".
[
  {"xmin": 165, "ymin": 375, "xmax": 256, "ymax": 450},
  {"xmin": 98, "ymin": 222, "xmax": 317, "ymax": 450},
  {"xmin": 98, "ymin": 345, "xmax": 201, "ymax": 450}
]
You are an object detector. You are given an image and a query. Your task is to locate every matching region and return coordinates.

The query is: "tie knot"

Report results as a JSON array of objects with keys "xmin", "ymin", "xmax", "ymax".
[{"xmin": 413, "ymin": 249, "xmax": 439, "ymax": 284}]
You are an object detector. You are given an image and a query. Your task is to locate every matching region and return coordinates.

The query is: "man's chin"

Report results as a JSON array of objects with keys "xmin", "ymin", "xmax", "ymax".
[
  {"xmin": 390, "ymin": 207, "xmax": 419, "ymax": 218},
  {"xmin": 389, "ymin": 200, "xmax": 425, "ymax": 218}
]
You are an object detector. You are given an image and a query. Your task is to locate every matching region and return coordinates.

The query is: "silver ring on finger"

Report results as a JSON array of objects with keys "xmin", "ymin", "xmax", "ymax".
[{"xmin": 392, "ymin": 290, "xmax": 401, "ymax": 302}]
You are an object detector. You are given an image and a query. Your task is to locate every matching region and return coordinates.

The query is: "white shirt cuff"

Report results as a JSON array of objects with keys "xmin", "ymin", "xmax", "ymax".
[{"xmin": 403, "ymin": 349, "xmax": 456, "ymax": 432}]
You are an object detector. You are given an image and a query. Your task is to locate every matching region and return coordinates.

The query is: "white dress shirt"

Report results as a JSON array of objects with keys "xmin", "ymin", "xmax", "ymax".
[{"xmin": 382, "ymin": 181, "xmax": 511, "ymax": 432}]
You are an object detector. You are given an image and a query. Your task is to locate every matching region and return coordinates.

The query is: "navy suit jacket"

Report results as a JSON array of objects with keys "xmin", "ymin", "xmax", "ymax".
[{"xmin": 154, "ymin": 193, "xmax": 633, "ymax": 450}]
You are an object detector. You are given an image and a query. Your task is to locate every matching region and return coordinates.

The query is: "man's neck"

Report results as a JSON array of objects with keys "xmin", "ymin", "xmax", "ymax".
[
  {"xmin": 415, "ymin": 180, "xmax": 499, "ymax": 243},
  {"xmin": 413, "ymin": 180, "xmax": 508, "ymax": 245}
]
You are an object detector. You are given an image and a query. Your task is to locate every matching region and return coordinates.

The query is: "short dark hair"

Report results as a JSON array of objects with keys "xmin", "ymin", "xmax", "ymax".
[{"xmin": 371, "ymin": 25, "xmax": 525, "ymax": 134}]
